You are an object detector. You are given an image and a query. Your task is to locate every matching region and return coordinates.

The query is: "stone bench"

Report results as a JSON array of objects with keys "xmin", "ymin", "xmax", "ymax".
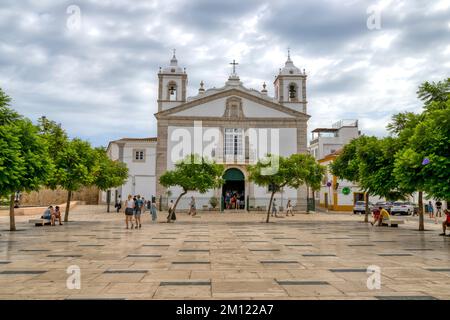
[
  {"xmin": 381, "ymin": 219, "xmax": 405, "ymax": 228},
  {"xmin": 29, "ymin": 219, "xmax": 52, "ymax": 226}
]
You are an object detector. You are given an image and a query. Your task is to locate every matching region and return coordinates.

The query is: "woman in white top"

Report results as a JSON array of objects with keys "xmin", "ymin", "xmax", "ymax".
[
  {"xmin": 124, "ymin": 195, "xmax": 135, "ymax": 229},
  {"xmin": 286, "ymin": 200, "xmax": 294, "ymax": 216}
]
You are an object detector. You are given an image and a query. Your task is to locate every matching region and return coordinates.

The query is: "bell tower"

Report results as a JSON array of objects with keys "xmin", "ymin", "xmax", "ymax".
[
  {"xmin": 157, "ymin": 49, "xmax": 188, "ymax": 111},
  {"xmin": 274, "ymin": 50, "xmax": 307, "ymax": 113}
]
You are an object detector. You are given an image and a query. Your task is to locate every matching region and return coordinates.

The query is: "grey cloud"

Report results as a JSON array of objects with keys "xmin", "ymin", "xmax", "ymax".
[{"xmin": 0, "ymin": 0, "xmax": 448, "ymax": 146}]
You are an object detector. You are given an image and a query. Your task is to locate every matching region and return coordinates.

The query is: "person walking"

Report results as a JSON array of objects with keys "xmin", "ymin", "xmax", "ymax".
[
  {"xmin": 134, "ymin": 195, "xmax": 143, "ymax": 229},
  {"xmin": 167, "ymin": 200, "xmax": 176, "ymax": 222},
  {"xmin": 271, "ymin": 198, "xmax": 278, "ymax": 217},
  {"xmin": 150, "ymin": 199, "xmax": 158, "ymax": 222},
  {"xmin": 286, "ymin": 200, "xmax": 294, "ymax": 217},
  {"xmin": 141, "ymin": 197, "xmax": 146, "ymax": 213},
  {"xmin": 225, "ymin": 192, "xmax": 231, "ymax": 209},
  {"xmin": 435, "ymin": 201, "xmax": 442, "ymax": 218},
  {"xmin": 115, "ymin": 195, "xmax": 122, "ymax": 213},
  {"xmin": 428, "ymin": 201, "xmax": 434, "ymax": 219},
  {"xmin": 189, "ymin": 196, "xmax": 197, "ymax": 216},
  {"xmin": 124, "ymin": 195, "xmax": 135, "ymax": 229}
]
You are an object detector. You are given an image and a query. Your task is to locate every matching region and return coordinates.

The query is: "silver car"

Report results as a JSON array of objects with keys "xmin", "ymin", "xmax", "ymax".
[{"xmin": 353, "ymin": 201, "xmax": 373, "ymax": 214}]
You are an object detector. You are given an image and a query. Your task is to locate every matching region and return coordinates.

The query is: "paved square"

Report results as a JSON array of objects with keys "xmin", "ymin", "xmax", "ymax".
[{"xmin": 0, "ymin": 205, "xmax": 449, "ymax": 300}]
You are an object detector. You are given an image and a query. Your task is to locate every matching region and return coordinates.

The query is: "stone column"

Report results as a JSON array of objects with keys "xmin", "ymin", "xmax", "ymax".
[
  {"xmin": 296, "ymin": 121, "xmax": 308, "ymax": 211},
  {"xmin": 117, "ymin": 142, "xmax": 125, "ymax": 199},
  {"xmin": 156, "ymin": 120, "xmax": 169, "ymax": 198}
]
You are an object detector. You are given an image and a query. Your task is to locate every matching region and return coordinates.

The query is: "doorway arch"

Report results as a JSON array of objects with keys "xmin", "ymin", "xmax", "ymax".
[{"xmin": 222, "ymin": 168, "xmax": 245, "ymax": 210}]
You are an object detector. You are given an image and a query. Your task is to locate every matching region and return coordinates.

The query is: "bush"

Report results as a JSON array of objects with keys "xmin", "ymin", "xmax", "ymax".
[{"xmin": 209, "ymin": 196, "xmax": 219, "ymax": 209}]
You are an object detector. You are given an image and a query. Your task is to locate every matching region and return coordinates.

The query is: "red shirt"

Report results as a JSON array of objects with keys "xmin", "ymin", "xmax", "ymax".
[
  {"xmin": 372, "ymin": 209, "xmax": 380, "ymax": 218},
  {"xmin": 446, "ymin": 211, "xmax": 450, "ymax": 223}
]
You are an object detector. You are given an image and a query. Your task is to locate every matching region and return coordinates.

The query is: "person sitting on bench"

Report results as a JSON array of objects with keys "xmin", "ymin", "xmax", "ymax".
[
  {"xmin": 378, "ymin": 206, "xmax": 390, "ymax": 226},
  {"xmin": 42, "ymin": 206, "xmax": 54, "ymax": 220},
  {"xmin": 439, "ymin": 209, "xmax": 450, "ymax": 236},
  {"xmin": 371, "ymin": 207, "xmax": 381, "ymax": 226},
  {"xmin": 51, "ymin": 205, "xmax": 63, "ymax": 226}
]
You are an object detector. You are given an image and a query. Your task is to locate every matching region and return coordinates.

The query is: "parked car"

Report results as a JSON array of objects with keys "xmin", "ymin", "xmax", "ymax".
[
  {"xmin": 374, "ymin": 201, "xmax": 393, "ymax": 213},
  {"xmin": 390, "ymin": 201, "xmax": 414, "ymax": 215},
  {"xmin": 353, "ymin": 201, "xmax": 373, "ymax": 214}
]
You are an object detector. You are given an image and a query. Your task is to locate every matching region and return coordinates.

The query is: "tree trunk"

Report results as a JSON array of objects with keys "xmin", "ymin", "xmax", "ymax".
[
  {"xmin": 9, "ymin": 194, "xmax": 16, "ymax": 232},
  {"xmin": 306, "ymin": 184, "xmax": 310, "ymax": 213},
  {"xmin": 418, "ymin": 191, "xmax": 424, "ymax": 231},
  {"xmin": 167, "ymin": 191, "xmax": 186, "ymax": 223},
  {"xmin": 312, "ymin": 190, "xmax": 316, "ymax": 211},
  {"xmin": 64, "ymin": 190, "xmax": 72, "ymax": 223},
  {"xmin": 106, "ymin": 190, "xmax": 111, "ymax": 213},
  {"xmin": 266, "ymin": 191, "xmax": 276, "ymax": 223},
  {"xmin": 364, "ymin": 192, "xmax": 369, "ymax": 223}
]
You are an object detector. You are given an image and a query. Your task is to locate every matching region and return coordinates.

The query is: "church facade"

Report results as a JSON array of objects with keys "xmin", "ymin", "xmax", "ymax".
[{"xmin": 104, "ymin": 52, "xmax": 310, "ymax": 211}]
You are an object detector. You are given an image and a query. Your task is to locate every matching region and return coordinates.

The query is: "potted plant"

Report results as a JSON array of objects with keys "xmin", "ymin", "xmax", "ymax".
[{"xmin": 209, "ymin": 196, "xmax": 218, "ymax": 209}]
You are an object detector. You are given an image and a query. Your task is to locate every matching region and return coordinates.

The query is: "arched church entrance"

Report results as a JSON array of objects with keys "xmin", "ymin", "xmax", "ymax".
[{"xmin": 222, "ymin": 168, "xmax": 245, "ymax": 210}]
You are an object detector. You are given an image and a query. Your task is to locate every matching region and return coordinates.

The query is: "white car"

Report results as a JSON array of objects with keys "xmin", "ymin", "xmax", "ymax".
[
  {"xmin": 390, "ymin": 202, "xmax": 414, "ymax": 216},
  {"xmin": 353, "ymin": 201, "xmax": 373, "ymax": 214}
]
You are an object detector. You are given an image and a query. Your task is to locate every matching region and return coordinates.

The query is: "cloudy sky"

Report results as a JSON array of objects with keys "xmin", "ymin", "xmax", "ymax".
[{"xmin": 1, "ymin": 0, "xmax": 449, "ymax": 146}]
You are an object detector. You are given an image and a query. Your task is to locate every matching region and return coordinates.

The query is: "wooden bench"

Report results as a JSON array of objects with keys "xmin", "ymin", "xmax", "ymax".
[
  {"xmin": 381, "ymin": 219, "xmax": 405, "ymax": 227},
  {"xmin": 29, "ymin": 219, "xmax": 52, "ymax": 226}
]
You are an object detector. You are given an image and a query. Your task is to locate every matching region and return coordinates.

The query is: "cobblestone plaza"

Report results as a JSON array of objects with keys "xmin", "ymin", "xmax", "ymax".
[{"xmin": 0, "ymin": 206, "xmax": 449, "ymax": 300}]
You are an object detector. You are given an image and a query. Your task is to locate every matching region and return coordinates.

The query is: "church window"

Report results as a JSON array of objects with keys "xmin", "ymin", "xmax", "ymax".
[
  {"xmin": 288, "ymin": 83, "xmax": 297, "ymax": 101},
  {"xmin": 133, "ymin": 149, "xmax": 145, "ymax": 162},
  {"xmin": 224, "ymin": 128, "xmax": 243, "ymax": 156}
]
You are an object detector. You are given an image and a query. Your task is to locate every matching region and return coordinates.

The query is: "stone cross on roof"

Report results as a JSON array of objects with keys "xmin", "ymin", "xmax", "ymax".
[{"xmin": 229, "ymin": 59, "xmax": 239, "ymax": 75}]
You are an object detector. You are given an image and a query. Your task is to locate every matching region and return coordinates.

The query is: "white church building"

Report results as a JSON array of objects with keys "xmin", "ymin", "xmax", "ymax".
[{"xmin": 103, "ymin": 52, "xmax": 310, "ymax": 211}]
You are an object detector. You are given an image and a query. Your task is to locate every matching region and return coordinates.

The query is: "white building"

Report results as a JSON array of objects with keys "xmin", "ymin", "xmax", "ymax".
[
  {"xmin": 102, "ymin": 138, "xmax": 157, "ymax": 203},
  {"xmin": 309, "ymin": 119, "xmax": 360, "ymax": 160},
  {"xmin": 103, "ymin": 51, "xmax": 311, "ymax": 210}
]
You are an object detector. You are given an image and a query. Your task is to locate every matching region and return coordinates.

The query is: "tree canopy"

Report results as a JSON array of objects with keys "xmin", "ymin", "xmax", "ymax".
[
  {"xmin": 248, "ymin": 153, "xmax": 324, "ymax": 222},
  {"xmin": 0, "ymin": 90, "xmax": 53, "ymax": 230},
  {"xmin": 159, "ymin": 154, "xmax": 224, "ymax": 222},
  {"xmin": 94, "ymin": 147, "xmax": 129, "ymax": 191}
]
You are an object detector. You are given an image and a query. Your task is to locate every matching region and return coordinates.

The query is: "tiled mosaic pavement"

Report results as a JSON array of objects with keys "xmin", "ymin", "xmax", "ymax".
[{"xmin": 0, "ymin": 205, "xmax": 449, "ymax": 300}]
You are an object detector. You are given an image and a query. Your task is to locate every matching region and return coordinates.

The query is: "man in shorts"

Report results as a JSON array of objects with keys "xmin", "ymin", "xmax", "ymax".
[
  {"xmin": 435, "ymin": 201, "xmax": 442, "ymax": 218},
  {"xmin": 439, "ymin": 209, "xmax": 450, "ymax": 236},
  {"xmin": 134, "ymin": 195, "xmax": 143, "ymax": 229}
]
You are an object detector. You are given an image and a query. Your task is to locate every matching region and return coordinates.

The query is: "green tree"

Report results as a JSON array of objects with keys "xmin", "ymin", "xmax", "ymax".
[
  {"xmin": 93, "ymin": 147, "xmax": 129, "ymax": 212},
  {"xmin": 331, "ymin": 136, "xmax": 409, "ymax": 222},
  {"xmin": 0, "ymin": 88, "xmax": 21, "ymax": 125},
  {"xmin": 159, "ymin": 154, "xmax": 224, "ymax": 222},
  {"xmin": 248, "ymin": 155, "xmax": 289, "ymax": 223},
  {"xmin": 0, "ymin": 94, "xmax": 53, "ymax": 231},
  {"xmin": 330, "ymin": 138, "xmax": 370, "ymax": 222},
  {"xmin": 394, "ymin": 105, "xmax": 450, "ymax": 230},
  {"xmin": 417, "ymin": 78, "xmax": 450, "ymax": 109},
  {"xmin": 49, "ymin": 138, "xmax": 98, "ymax": 222},
  {"xmin": 299, "ymin": 154, "xmax": 326, "ymax": 212},
  {"xmin": 37, "ymin": 116, "xmax": 69, "ymax": 156},
  {"xmin": 248, "ymin": 154, "xmax": 323, "ymax": 223},
  {"xmin": 386, "ymin": 112, "xmax": 422, "ymax": 137}
]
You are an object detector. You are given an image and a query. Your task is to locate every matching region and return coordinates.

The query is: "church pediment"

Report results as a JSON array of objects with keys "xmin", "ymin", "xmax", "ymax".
[{"xmin": 154, "ymin": 88, "xmax": 309, "ymax": 120}]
